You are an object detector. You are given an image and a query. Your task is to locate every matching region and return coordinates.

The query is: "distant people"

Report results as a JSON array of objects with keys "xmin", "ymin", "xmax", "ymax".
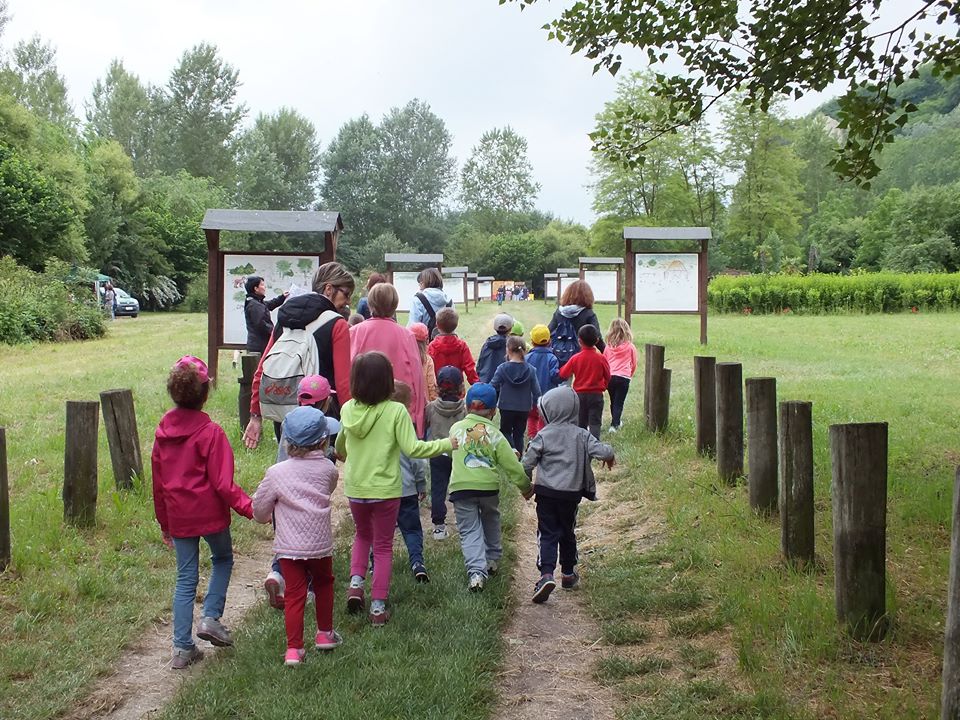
[
  {"xmin": 558, "ymin": 325, "xmax": 611, "ymax": 440},
  {"xmin": 244, "ymin": 276, "xmax": 288, "ymax": 355},
  {"xmin": 476, "ymin": 313, "xmax": 514, "ymax": 383},
  {"xmin": 408, "ymin": 268, "xmax": 452, "ymax": 337},
  {"xmin": 549, "ymin": 279, "xmax": 605, "ymax": 368},
  {"xmin": 102, "ymin": 282, "xmax": 116, "ymax": 320},
  {"xmin": 603, "ymin": 318, "xmax": 638, "ymax": 433},
  {"xmin": 491, "ymin": 336, "xmax": 541, "ymax": 452},
  {"xmin": 506, "ymin": 287, "xmax": 513, "ymax": 302},
  {"xmin": 357, "ymin": 272, "xmax": 387, "ymax": 320},
  {"xmin": 427, "ymin": 307, "xmax": 479, "ymax": 385},
  {"xmin": 497, "ymin": 286, "xmax": 505, "ymax": 306}
]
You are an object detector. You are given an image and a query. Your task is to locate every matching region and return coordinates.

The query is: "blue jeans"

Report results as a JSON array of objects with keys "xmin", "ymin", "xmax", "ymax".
[
  {"xmin": 430, "ymin": 455, "xmax": 452, "ymax": 525},
  {"xmin": 172, "ymin": 529, "xmax": 234, "ymax": 650},
  {"xmin": 397, "ymin": 495, "xmax": 424, "ymax": 567}
]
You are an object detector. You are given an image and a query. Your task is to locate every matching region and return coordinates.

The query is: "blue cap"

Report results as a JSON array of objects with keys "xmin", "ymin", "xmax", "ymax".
[
  {"xmin": 465, "ymin": 383, "xmax": 497, "ymax": 411},
  {"xmin": 283, "ymin": 406, "xmax": 333, "ymax": 447},
  {"xmin": 437, "ymin": 366, "xmax": 464, "ymax": 397}
]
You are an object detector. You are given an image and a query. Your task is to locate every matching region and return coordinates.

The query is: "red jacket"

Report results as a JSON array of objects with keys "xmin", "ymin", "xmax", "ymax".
[
  {"xmin": 152, "ymin": 408, "xmax": 253, "ymax": 538},
  {"xmin": 428, "ymin": 333, "xmax": 480, "ymax": 385},
  {"xmin": 558, "ymin": 347, "xmax": 611, "ymax": 394}
]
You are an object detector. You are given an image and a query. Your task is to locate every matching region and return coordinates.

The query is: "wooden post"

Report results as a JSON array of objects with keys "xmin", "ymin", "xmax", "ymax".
[
  {"xmin": 653, "ymin": 368, "xmax": 671, "ymax": 432},
  {"xmin": 643, "ymin": 344, "xmax": 665, "ymax": 431},
  {"xmin": 694, "ymin": 356, "xmax": 717, "ymax": 456},
  {"xmin": 942, "ymin": 467, "xmax": 960, "ymax": 719},
  {"xmin": 830, "ymin": 422, "xmax": 888, "ymax": 640},
  {"xmin": 699, "ymin": 238, "xmax": 709, "ymax": 345},
  {"xmin": 624, "ymin": 238, "xmax": 635, "ymax": 328},
  {"xmin": 238, "ymin": 353, "xmax": 261, "ymax": 431},
  {"xmin": 64, "ymin": 401, "xmax": 99, "ymax": 527},
  {"xmin": 715, "ymin": 362, "xmax": 744, "ymax": 484},
  {"xmin": 746, "ymin": 378, "xmax": 778, "ymax": 514},
  {"xmin": 205, "ymin": 228, "xmax": 220, "ymax": 387},
  {"xmin": 0, "ymin": 427, "xmax": 9, "ymax": 571},
  {"xmin": 99, "ymin": 389, "xmax": 143, "ymax": 491},
  {"xmin": 779, "ymin": 401, "xmax": 814, "ymax": 567}
]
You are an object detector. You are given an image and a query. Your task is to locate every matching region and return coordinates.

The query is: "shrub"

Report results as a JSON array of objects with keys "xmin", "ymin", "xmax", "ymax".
[{"xmin": 180, "ymin": 271, "xmax": 208, "ymax": 312}]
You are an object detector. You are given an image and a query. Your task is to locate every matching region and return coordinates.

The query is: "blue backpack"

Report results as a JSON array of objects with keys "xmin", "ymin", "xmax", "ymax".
[{"xmin": 551, "ymin": 315, "xmax": 580, "ymax": 367}]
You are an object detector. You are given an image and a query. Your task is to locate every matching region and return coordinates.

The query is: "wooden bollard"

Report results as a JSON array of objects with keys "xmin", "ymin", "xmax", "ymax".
[
  {"xmin": 238, "ymin": 353, "xmax": 261, "ymax": 431},
  {"xmin": 64, "ymin": 401, "xmax": 99, "ymax": 527},
  {"xmin": 779, "ymin": 401, "xmax": 814, "ymax": 567},
  {"xmin": 0, "ymin": 427, "xmax": 9, "ymax": 571},
  {"xmin": 943, "ymin": 468, "xmax": 960, "ymax": 718},
  {"xmin": 694, "ymin": 356, "xmax": 717, "ymax": 456},
  {"xmin": 652, "ymin": 368, "xmax": 672, "ymax": 433},
  {"xmin": 100, "ymin": 389, "xmax": 142, "ymax": 491},
  {"xmin": 715, "ymin": 363, "xmax": 744, "ymax": 484},
  {"xmin": 746, "ymin": 378, "xmax": 778, "ymax": 514},
  {"xmin": 643, "ymin": 344, "xmax": 665, "ymax": 431},
  {"xmin": 830, "ymin": 422, "xmax": 888, "ymax": 640}
]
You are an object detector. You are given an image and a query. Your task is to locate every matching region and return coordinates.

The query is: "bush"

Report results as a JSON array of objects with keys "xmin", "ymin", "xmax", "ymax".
[
  {"xmin": 708, "ymin": 272, "xmax": 960, "ymax": 314},
  {"xmin": 0, "ymin": 256, "xmax": 106, "ymax": 344},
  {"xmin": 180, "ymin": 271, "xmax": 208, "ymax": 312}
]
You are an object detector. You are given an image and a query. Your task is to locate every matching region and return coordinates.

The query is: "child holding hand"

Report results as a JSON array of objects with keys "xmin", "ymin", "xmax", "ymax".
[{"xmin": 558, "ymin": 325, "xmax": 611, "ymax": 440}]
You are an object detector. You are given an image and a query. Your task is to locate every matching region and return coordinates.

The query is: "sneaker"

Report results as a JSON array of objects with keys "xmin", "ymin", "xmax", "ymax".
[
  {"xmin": 561, "ymin": 571, "xmax": 580, "ymax": 590},
  {"xmin": 532, "ymin": 574, "xmax": 556, "ymax": 604},
  {"xmin": 264, "ymin": 571, "xmax": 285, "ymax": 610},
  {"xmin": 306, "ymin": 590, "xmax": 316, "ymax": 605},
  {"xmin": 608, "ymin": 425, "xmax": 619, "ymax": 434},
  {"xmin": 412, "ymin": 562, "xmax": 430, "ymax": 583},
  {"xmin": 486, "ymin": 561, "xmax": 499, "ymax": 577},
  {"xmin": 346, "ymin": 585, "xmax": 365, "ymax": 614},
  {"xmin": 432, "ymin": 524, "xmax": 448, "ymax": 541},
  {"xmin": 170, "ymin": 646, "xmax": 203, "ymax": 670},
  {"xmin": 369, "ymin": 603, "xmax": 390, "ymax": 626},
  {"xmin": 468, "ymin": 572, "xmax": 485, "ymax": 592},
  {"xmin": 315, "ymin": 629, "xmax": 343, "ymax": 651},
  {"xmin": 284, "ymin": 647, "xmax": 306, "ymax": 666},
  {"xmin": 196, "ymin": 617, "xmax": 233, "ymax": 647}
]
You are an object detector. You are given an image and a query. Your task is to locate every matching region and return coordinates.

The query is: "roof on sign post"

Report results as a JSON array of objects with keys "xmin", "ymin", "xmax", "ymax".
[
  {"xmin": 201, "ymin": 209, "xmax": 342, "ymax": 232},
  {"xmin": 557, "ymin": 267, "xmax": 580, "ymax": 275},
  {"xmin": 383, "ymin": 253, "xmax": 444, "ymax": 264},
  {"xmin": 443, "ymin": 266, "xmax": 469, "ymax": 276},
  {"xmin": 623, "ymin": 227, "xmax": 711, "ymax": 241},
  {"xmin": 579, "ymin": 256, "xmax": 625, "ymax": 265}
]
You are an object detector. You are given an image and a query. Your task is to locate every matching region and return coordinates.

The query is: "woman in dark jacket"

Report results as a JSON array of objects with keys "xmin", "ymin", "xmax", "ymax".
[
  {"xmin": 244, "ymin": 276, "xmax": 287, "ymax": 354},
  {"xmin": 548, "ymin": 279, "xmax": 606, "ymax": 352}
]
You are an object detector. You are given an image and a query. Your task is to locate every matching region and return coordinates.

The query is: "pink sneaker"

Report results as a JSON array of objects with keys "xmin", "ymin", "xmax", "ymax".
[
  {"xmin": 346, "ymin": 586, "xmax": 365, "ymax": 614},
  {"xmin": 284, "ymin": 647, "xmax": 306, "ymax": 666},
  {"xmin": 315, "ymin": 629, "xmax": 343, "ymax": 651}
]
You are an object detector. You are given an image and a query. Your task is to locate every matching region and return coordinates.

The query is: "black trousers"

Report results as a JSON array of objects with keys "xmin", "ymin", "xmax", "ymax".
[
  {"xmin": 607, "ymin": 376, "xmax": 631, "ymax": 428},
  {"xmin": 499, "ymin": 409, "xmax": 528, "ymax": 451},
  {"xmin": 536, "ymin": 494, "xmax": 580, "ymax": 575},
  {"xmin": 577, "ymin": 392, "xmax": 604, "ymax": 440}
]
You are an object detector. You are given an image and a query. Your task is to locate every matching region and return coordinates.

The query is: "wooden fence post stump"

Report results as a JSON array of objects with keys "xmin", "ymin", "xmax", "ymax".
[
  {"xmin": 942, "ymin": 467, "xmax": 960, "ymax": 719},
  {"xmin": 64, "ymin": 401, "xmax": 99, "ymax": 527},
  {"xmin": 238, "ymin": 353, "xmax": 260, "ymax": 431},
  {"xmin": 746, "ymin": 378, "xmax": 778, "ymax": 514},
  {"xmin": 0, "ymin": 427, "xmax": 9, "ymax": 571},
  {"xmin": 715, "ymin": 362, "xmax": 744, "ymax": 484},
  {"xmin": 830, "ymin": 422, "xmax": 888, "ymax": 641},
  {"xmin": 99, "ymin": 389, "xmax": 142, "ymax": 491},
  {"xmin": 694, "ymin": 356, "xmax": 717, "ymax": 456},
  {"xmin": 644, "ymin": 344, "xmax": 665, "ymax": 432},
  {"xmin": 653, "ymin": 368, "xmax": 672, "ymax": 432},
  {"xmin": 779, "ymin": 401, "xmax": 814, "ymax": 567}
]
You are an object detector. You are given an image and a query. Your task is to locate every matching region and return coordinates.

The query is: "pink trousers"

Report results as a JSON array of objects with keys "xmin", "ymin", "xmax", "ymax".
[{"xmin": 349, "ymin": 499, "xmax": 401, "ymax": 600}]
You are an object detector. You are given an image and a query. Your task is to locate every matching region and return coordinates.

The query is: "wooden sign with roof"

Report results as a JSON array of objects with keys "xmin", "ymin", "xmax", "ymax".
[
  {"xmin": 578, "ymin": 256, "xmax": 625, "ymax": 317},
  {"xmin": 383, "ymin": 253, "xmax": 444, "ymax": 314}
]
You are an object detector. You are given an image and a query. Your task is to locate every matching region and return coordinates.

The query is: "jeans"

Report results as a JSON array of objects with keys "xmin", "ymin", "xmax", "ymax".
[
  {"xmin": 578, "ymin": 392, "xmax": 604, "ymax": 440},
  {"xmin": 608, "ymin": 376, "xmax": 631, "ymax": 428},
  {"xmin": 430, "ymin": 455, "xmax": 452, "ymax": 524},
  {"xmin": 172, "ymin": 529, "xmax": 234, "ymax": 650},
  {"xmin": 499, "ymin": 409, "xmax": 528, "ymax": 451},
  {"xmin": 453, "ymin": 494, "xmax": 502, "ymax": 576},
  {"xmin": 279, "ymin": 557, "xmax": 334, "ymax": 649},
  {"xmin": 396, "ymin": 495, "xmax": 424, "ymax": 567},
  {"xmin": 349, "ymin": 499, "xmax": 401, "ymax": 601},
  {"xmin": 535, "ymin": 495, "xmax": 580, "ymax": 575}
]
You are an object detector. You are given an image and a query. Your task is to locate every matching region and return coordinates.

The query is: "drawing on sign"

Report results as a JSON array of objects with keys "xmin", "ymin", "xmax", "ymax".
[{"xmin": 635, "ymin": 253, "xmax": 698, "ymax": 312}]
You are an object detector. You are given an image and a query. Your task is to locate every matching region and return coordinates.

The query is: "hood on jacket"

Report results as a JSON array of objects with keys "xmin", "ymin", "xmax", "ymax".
[
  {"xmin": 419, "ymin": 287, "xmax": 451, "ymax": 307},
  {"xmin": 276, "ymin": 292, "xmax": 336, "ymax": 330},
  {"xmin": 559, "ymin": 304, "xmax": 586, "ymax": 318},
  {"xmin": 340, "ymin": 400, "xmax": 390, "ymax": 440},
  {"xmin": 538, "ymin": 386, "xmax": 579, "ymax": 425},
  {"xmin": 432, "ymin": 398, "xmax": 466, "ymax": 417},
  {"xmin": 485, "ymin": 334, "xmax": 507, "ymax": 349},
  {"xmin": 499, "ymin": 361, "xmax": 534, "ymax": 386},
  {"xmin": 155, "ymin": 408, "xmax": 214, "ymax": 441}
]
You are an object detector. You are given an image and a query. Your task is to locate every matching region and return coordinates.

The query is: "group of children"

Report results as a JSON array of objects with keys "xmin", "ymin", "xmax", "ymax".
[{"xmin": 151, "ymin": 304, "xmax": 636, "ymax": 668}]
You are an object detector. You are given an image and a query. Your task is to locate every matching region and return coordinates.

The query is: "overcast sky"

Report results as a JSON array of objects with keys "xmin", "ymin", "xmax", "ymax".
[{"xmin": 2, "ymin": 1, "xmax": 932, "ymax": 227}]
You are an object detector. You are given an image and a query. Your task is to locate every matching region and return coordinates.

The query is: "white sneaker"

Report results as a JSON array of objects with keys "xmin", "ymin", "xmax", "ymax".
[
  {"xmin": 265, "ymin": 571, "xmax": 285, "ymax": 610},
  {"xmin": 468, "ymin": 573, "xmax": 485, "ymax": 592},
  {"xmin": 432, "ymin": 524, "xmax": 448, "ymax": 541},
  {"xmin": 608, "ymin": 425, "xmax": 619, "ymax": 434}
]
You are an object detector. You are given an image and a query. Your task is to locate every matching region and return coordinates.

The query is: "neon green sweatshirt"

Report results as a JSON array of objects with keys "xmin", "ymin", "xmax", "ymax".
[
  {"xmin": 449, "ymin": 413, "xmax": 531, "ymax": 495},
  {"xmin": 336, "ymin": 399, "xmax": 452, "ymax": 499}
]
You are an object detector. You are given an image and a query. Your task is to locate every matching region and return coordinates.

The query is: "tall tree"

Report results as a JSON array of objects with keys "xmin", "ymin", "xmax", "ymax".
[
  {"xmin": 460, "ymin": 127, "xmax": 540, "ymax": 213},
  {"xmin": 0, "ymin": 36, "xmax": 75, "ymax": 130}
]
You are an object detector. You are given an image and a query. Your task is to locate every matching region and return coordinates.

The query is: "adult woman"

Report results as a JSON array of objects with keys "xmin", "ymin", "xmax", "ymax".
[
  {"xmin": 103, "ymin": 282, "xmax": 116, "ymax": 320},
  {"xmin": 243, "ymin": 262, "xmax": 356, "ymax": 449},
  {"xmin": 350, "ymin": 283, "xmax": 427, "ymax": 435},
  {"xmin": 356, "ymin": 272, "xmax": 387, "ymax": 320},
  {"xmin": 243, "ymin": 275, "xmax": 287, "ymax": 354},
  {"xmin": 407, "ymin": 268, "xmax": 451, "ymax": 332},
  {"xmin": 549, "ymin": 279, "xmax": 606, "ymax": 352}
]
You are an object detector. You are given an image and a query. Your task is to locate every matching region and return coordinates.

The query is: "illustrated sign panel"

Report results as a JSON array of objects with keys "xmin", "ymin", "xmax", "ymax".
[
  {"xmin": 445, "ymin": 276, "xmax": 465, "ymax": 305},
  {"xmin": 223, "ymin": 254, "xmax": 319, "ymax": 346},
  {"xmin": 394, "ymin": 271, "xmax": 421, "ymax": 313},
  {"xmin": 584, "ymin": 270, "xmax": 618, "ymax": 303},
  {"xmin": 634, "ymin": 253, "xmax": 699, "ymax": 312}
]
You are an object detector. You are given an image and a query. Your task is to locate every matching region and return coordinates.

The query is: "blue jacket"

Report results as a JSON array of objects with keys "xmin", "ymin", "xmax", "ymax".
[
  {"xmin": 526, "ymin": 345, "xmax": 561, "ymax": 394},
  {"xmin": 492, "ymin": 360, "xmax": 541, "ymax": 413},
  {"xmin": 476, "ymin": 334, "xmax": 508, "ymax": 383}
]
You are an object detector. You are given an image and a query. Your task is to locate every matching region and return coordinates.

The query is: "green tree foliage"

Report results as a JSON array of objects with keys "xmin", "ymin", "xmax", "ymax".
[
  {"xmin": 0, "ymin": 36, "xmax": 75, "ymax": 130},
  {"xmin": 460, "ymin": 127, "xmax": 540, "ymax": 213}
]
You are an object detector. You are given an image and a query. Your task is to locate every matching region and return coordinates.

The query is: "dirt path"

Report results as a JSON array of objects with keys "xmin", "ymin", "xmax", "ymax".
[{"xmin": 492, "ymin": 499, "xmax": 617, "ymax": 720}]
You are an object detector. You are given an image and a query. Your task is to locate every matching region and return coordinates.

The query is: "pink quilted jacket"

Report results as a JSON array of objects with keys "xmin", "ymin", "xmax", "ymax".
[{"xmin": 252, "ymin": 451, "xmax": 338, "ymax": 559}]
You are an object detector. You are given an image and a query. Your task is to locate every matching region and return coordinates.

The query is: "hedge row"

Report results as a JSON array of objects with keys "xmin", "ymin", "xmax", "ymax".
[
  {"xmin": 707, "ymin": 272, "xmax": 960, "ymax": 314},
  {"xmin": 0, "ymin": 256, "xmax": 105, "ymax": 344}
]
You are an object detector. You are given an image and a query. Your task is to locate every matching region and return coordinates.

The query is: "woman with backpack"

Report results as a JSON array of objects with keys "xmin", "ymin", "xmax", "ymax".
[
  {"xmin": 407, "ymin": 268, "xmax": 452, "ymax": 338},
  {"xmin": 548, "ymin": 280, "xmax": 605, "ymax": 368},
  {"xmin": 243, "ymin": 262, "xmax": 356, "ymax": 449}
]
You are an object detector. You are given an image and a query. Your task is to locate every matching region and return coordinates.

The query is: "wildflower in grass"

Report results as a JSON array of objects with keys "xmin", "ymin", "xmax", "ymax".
[
  {"xmin": 742, "ymin": 307, "xmax": 752, "ymax": 315},
  {"xmin": 911, "ymin": 306, "xmax": 919, "ymax": 313}
]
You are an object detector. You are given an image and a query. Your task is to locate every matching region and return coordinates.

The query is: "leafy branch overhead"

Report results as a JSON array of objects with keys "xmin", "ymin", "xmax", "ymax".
[{"xmin": 502, "ymin": 0, "xmax": 960, "ymax": 183}]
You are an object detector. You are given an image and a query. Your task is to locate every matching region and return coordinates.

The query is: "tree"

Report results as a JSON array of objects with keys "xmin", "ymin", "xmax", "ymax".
[
  {"xmin": 485, "ymin": 231, "xmax": 547, "ymax": 283},
  {"xmin": 0, "ymin": 36, "xmax": 75, "ymax": 130},
  {"xmin": 84, "ymin": 140, "xmax": 140, "ymax": 271},
  {"xmin": 506, "ymin": 0, "xmax": 960, "ymax": 182},
  {"xmin": 460, "ymin": 127, "xmax": 540, "ymax": 213}
]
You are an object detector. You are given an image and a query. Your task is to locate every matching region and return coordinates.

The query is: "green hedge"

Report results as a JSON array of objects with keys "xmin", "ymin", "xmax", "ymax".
[
  {"xmin": 708, "ymin": 272, "xmax": 960, "ymax": 314},
  {"xmin": 0, "ymin": 256, "xmax": 106, "ymax": 344}
]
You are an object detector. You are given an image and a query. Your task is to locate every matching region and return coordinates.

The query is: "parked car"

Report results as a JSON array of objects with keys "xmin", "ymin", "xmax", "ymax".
[{"xmin": 99, "ymin": 286, "xmax": 140, "ymax": 318}]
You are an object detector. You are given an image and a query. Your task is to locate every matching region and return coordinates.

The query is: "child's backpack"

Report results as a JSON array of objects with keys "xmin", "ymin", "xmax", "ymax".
[
  {"xmin": 416, "ymin": 292, "xmax": 452, "ymax": 341},
  {"xmin": 259, "ymin": 310, "xmax": 341, "ymax": 422},
  {"xmin": 550, "ymin": 315, "xmax": 580, "ymax": 367}
]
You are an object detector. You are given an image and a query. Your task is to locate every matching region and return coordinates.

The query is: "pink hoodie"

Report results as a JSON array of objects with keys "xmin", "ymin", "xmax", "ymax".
[
  {"xmin": 350, "ymin": 317, "xmax": 426, "ymax": 435},
  {"xmin": 603, "ymin": 342, "xmax": 638, "ymax": 379},
  {"xmin": 152, "ymin": 408, "xmax": 253, "ymax": 538}
]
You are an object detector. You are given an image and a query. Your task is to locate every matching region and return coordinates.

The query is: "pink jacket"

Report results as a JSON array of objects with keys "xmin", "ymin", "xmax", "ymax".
[
  {"xmin": 604, "ymin": 342, "xmax": 638, "ymax": 379},
  {"xmin": 252, "ymin": 451, "xmax": 338, "ymax": 559},
  {"xmin": 152, "ymin": 408, "xmax": 253, "ymax": 538},
  {"xmin": 350, "ymin": 317, "xmax": 426, "ymax": 435}
]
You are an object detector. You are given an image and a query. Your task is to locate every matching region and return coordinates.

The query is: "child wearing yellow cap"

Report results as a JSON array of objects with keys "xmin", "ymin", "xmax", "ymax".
[{"xmin": 525, "ymin": 324, "xmax": 561, "ymax": 438}]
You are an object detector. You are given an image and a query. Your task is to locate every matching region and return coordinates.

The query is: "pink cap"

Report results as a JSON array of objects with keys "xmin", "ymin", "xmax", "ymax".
[
  {"xmin": 298, "ymin": 375, "xmax": 331, "ymax": 405},
  {"xmin": 410, "ymin": 323, "xmax": 429, "ymax": 343},
  {"xmin": 174, "ymin": 356, "xmax": 209, "ymax": 383}
]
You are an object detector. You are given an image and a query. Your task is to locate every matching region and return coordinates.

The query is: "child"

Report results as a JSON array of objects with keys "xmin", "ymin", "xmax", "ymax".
[
  {"xmin": 410, "ymin": 322, "xmax": 439, "ymax": 402},
  {"xmin": 392, "ymin": 380, "xmax": 431, "ymax": 582},
  {"xmin": 558, "ymin": 325, "xmax": 611, "ymax": 440},
  {"xmin": 449, "ymin": 384, "xmax": 532, "ymax": 592},
  {"xmin": 152, "ymin": 356, "xmax": 253, "ymax": 670},
  {"xmin": 425, "ymin": 366, "xmax": 467, "ymax": 540},
  {"xmin": 335, "ymin": 351, "xmax": 454, "ymax": 625},
  {"xmin": 525, "ymin": 324, "xmax": 561, "ymax": 439},
  {"xmin": 603, "ymin": 318, "xmax": 638, "ymax": 433},
  {"xmin": 252, "ymin": 407, "xmax": 341, "ymax": 666},
  {"xmin": 522, "ymin": 386, "xmax": 615, "ymax": 603},
  {"xmin": 427, "ymin": 307, "xmax": 480, "ymax": 385},
  {"xmin": 491, "ymin": 336, "xmax": 541, "ymax": 452},
  {"xmin": 476, "ymin": 313, "xmax": 514, "ymax": 383},
  {"xmin": 510, "ymin": 321, "xmax": 524, "ymax": 337},
  {"xmin": 348, "ymin": 313, "xmax": 365, "ymax": 326}
]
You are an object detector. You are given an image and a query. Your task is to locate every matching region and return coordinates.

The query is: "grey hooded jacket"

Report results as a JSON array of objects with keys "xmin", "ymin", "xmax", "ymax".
[{"xmin": 522, "ymin": 386, "xmax": 614, "ymax": 501}]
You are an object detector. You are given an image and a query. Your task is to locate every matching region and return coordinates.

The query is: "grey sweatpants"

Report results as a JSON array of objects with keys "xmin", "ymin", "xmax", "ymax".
[{"xmin": 453, "ymin": 495, "xmax": 502, "ymax": 577}]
